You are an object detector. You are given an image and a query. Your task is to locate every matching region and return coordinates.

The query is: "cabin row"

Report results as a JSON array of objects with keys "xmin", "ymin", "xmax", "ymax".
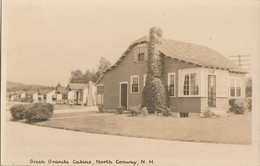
[
  {"xmin": 8, "ymin": 81, "xmax": 97, "ymax": 106},
  {"xmin": 96, "ymin": 29, "xmax": 247, "ymax": 116}
]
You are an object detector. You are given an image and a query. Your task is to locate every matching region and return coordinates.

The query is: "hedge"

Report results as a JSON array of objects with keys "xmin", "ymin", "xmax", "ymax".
[
  {"xmin": 229, "ymin": 98, "xmax": 251, "ymax": 114},
  {"xmin": 24, "ymin": 103, "xmax": 54, "ymax": 122},
  {"xmin": 10, "ymin": 104, "xmax": 28, "ymax": 120}
]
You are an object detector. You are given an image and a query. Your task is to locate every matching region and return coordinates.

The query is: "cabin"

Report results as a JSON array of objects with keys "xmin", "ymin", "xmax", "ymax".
[
  {"xmin": 8, "ymin": 92, "xmax": 17, "ymax": 101},
  {"xmin": 96, "ymin": 33, "xmax": 246, "ymax": 116},
  {"xmin": 33, "ymin": 89, "xmax": 56, "ymax": 103},
  {"xmin": 55, "ymin": 87, "xmax": 68, "ymax": 104},
  {"xmin": 15, "ymin": 91, "xmax": 26, "ymax": 101},
  {"xmin": 25, "ymin": 90, "xmax": 36, "ymax": 102},
  {"xmin": 66, "ymin": 81, "xmax": 96, "ymax": 106}
]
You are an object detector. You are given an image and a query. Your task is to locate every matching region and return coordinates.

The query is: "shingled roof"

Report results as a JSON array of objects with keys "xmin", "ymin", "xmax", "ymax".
[
  {"xmin": 97, "ymin": 35, "xmax": 246, "ymax": 83},
  {"xmin": 66, "ymin": 83, "xmax": 88, "ymax": 90},
  {"xmin": 56, "ymin": 87, "xmax": 67, "ymax": 94},
  {"xmin": 158, "ymin": 37, "xmax": 245, "ymax": 73},
  {"xmin": 38, "ymin": 89, "xmax": 55, "ymax": 95}
]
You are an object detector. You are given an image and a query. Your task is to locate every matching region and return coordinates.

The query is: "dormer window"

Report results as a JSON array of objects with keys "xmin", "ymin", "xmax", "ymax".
[
  {"xmin": 134, "ymin": 44, "xmax": 148, "ymax": 62},
  {"xmin": 138, "ymin": 53, "xmax": 145, "ymax": 62}
]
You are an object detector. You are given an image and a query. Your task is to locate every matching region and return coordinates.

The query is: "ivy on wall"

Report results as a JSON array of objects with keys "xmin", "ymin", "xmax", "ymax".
[{"xmin": 142, "ymin": 27, "xmax": 167, "ymax": 113}]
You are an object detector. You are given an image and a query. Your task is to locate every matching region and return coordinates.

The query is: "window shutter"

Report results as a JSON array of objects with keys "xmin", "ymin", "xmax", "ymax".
[{"xmin": 133, "ymin": 47, "xmax": 138, "ymax": 62}]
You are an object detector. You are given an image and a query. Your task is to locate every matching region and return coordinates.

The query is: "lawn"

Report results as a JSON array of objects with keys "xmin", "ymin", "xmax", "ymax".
[{"xmin": 35, "ymin": 111, "xmax": 252, "ymax": 144}]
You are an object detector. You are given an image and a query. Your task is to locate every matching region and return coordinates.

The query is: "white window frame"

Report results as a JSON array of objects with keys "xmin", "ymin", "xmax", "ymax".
[
  {"xmin": 135, "ymin": 44, "xmax": 147, "ymax": 63},
  {"xmin": 183, "ymin": 73, "xmax": 199, "ymax": 96},
  {"xmin": 168, "ymin": 73, "xmax": 176, "ymax": 97},
  {"xmin": 96, "ymin": 84, "xmax": 104, "ymax": 105},
  {"xmin": 178, "ymin": 69, "xmax": 200, "ymax": 97},
  {"xmin": 229, "ymin": 77, "xmax": 242, "ymax": 98},
  {"xmin": 130, "ymin": 75, "xmax": 139, "ymax": 93}
]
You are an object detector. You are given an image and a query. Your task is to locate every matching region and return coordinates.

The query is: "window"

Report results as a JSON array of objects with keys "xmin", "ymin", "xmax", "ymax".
[
  {"xmin": 138, "ymin": 53, "xmax": 145, "ymax": 62},
  {"xmin": 229, "ymin": 77, "xmax": 242, "ymax": 97},
  {"xmin": 97, "ymin": 85, "xmax": 104, "ymax": 94},
  {"xmin": 134, "ymin": 44, "xmax": 148, "ymax": 62},
  {"xmin": 236, "ymin": 78, "xmax": 241, "ymax": 97},
  {"xmin": 190, "ymin": 73, "xmax": 199, "ymax": 95},
  {"xmin": 229, "ymin": 78, "xmax": 235, "ymax": 97},
  {"xmin": 131, "ymin": 76, "xmax": 139, "ymax": 93},
  {"xmin": 168, "ymin": 73, "xmax": 175, "ymax": 96},
  {"xmin": 183, "ymin": 73, "xmax": 199, "ymax": 96},
  {"xmin": 180, "ymin": 112, "xmax": 189, "ymax": 118},
  {"xmin": 184, "ymin": 74, "xmax": 190, "ymax": 95},
  {"xmin": 97, "ymin": 85, "xmax": 104, "ymax": 105},
  {"xmin": 52, "ymin": 94, "xmax": 57, "ymax": 101},
  {"xmin": 179, "ymin": 69, "xmax": 202, "ymax": 97}
]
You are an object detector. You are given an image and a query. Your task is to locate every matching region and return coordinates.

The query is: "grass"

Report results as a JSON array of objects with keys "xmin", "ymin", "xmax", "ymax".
[
  {"xmin": 53, "ymin": 104, "xmax": 85, "ymax": 110},
  {"xmin": 35, "ymin": 111, "xmax": 252, "ymax": 144}
]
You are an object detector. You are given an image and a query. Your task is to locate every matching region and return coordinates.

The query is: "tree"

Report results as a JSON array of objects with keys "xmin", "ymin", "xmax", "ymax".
[
  {"xmin": 69, "ymin": 69, "xmax": 85, "ymax": 83},
  {"xmin": 83, "ymin": 69, "xmax": 97, "ymax": 83},
  {"xmin": 142, "ymin": 27, "xmax": 167, "ymax": 114},
  {"xmin": 96, "ymin": 57, "xmax": 111, "ymax": 80},
  {"xmin": 69, "ymin": 57, "xmax": 111, "ymax": 84}
]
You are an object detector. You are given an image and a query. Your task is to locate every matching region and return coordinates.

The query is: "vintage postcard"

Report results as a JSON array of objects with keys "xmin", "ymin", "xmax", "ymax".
[{"xmin": 1, "ymin": 0, "xmax": 259, "ymax": 166}]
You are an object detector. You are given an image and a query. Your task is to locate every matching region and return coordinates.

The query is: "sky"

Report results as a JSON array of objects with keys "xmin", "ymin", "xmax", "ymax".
[{"xmin": 3, "ymin": 0, "xmax": 260, "ymax": 86}]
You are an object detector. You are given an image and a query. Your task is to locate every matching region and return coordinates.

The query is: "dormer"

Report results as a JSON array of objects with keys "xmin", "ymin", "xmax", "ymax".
[{"xmin": 133, "ymin": 44, "xmax": 148, "ymax": 63}]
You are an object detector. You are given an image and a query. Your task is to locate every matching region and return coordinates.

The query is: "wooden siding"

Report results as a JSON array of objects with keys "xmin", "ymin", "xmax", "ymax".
[
  {"xmin": 98, "ymin": 44, "xmax": 148, "ymax": 109},
  {"xmin": 99, "ymin": 51, "xmax": 237, "ymax": 112},
  {"xmin": 164, "ymin": 57, "xmax": 202, "ymax": 113},
  {"xmin": 163, "ymin": 57, "xmax": 200, "ymax": 97},
  {"xmin": 201, "ymin": 97, "xmax": 229, "ymax": 112},
  {"xmin": 170, "ymin": 97, "xmax": 201, "ymax": 113}
]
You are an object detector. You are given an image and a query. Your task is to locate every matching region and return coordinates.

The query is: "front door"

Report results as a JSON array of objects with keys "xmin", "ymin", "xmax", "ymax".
[
  {"xmin": 208, "ymin": 75, "xmax": 216, "ymax": 107},
  {"xmin": 120, "ymin": 83, "xmax": 128, "ymax": 109}
]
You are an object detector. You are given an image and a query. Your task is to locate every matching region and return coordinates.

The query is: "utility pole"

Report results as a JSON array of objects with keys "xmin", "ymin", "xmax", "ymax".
[{"xmin": 228, "ymin": 55, "xmax": 251, "ymax": 73}]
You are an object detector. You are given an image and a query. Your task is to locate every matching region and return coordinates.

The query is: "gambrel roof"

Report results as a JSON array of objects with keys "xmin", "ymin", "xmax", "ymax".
[{"xmin": 96, "ymin": 35, "xmax": 246, "ymax": 83}]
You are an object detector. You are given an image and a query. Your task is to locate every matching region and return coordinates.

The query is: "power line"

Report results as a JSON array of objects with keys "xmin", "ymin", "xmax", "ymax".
[{"xmin": 228, "ymin": 55, "xmax": 251, "ymax": 73}]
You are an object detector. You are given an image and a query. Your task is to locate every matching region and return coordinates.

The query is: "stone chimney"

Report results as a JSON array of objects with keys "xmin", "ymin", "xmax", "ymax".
[
  {"xmin": 148, "ymin": 27, "xmax": 163, "ymax": 79},
  {"xmin": 87, "ymin": 81, "xmax": 94, "ymax": 106}
]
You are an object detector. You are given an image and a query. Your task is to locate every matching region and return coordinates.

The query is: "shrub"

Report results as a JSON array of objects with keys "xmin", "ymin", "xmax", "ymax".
[
  {"xmin": 162, "ymin": 107, "xmax": 172, "ymax": 117},
  {"xmin": 246, "ymin": 98, "xmax": 252, "ymax": 111},
  {"xmin": 140, "ymin": 107, "xmax": 148, "ymax": 116},
  {"xmin": 229, "ymin": 98, "xmax": 248, "ymax": 114},
  {"xmin": 116, "ymin": 106, "xmax": 125, "ymax": 114},
  {"xmin": 201, "ymin": 108, "xmax": 214, "ymax": 118},
  {"xmin": 98, "ymin": 105, "xmax": 105, "ymax": 113},
  {"xmin": 45, "ymin": 103, "xmax": 54, "ymax": 112},
  {"xmin": 10, "ymin": 104, "xmax": 27, "ymax": 120},
  {"xmin": 128, "ymin": 106, "xmax": 140, "ymax": 116},
  {"xmin": 142, "ymin": 78, "xmax": 166, "ymax": 114},
  {"xmin": 24, "ymin": 103, "xmax": 53, "ymax": 122}
]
